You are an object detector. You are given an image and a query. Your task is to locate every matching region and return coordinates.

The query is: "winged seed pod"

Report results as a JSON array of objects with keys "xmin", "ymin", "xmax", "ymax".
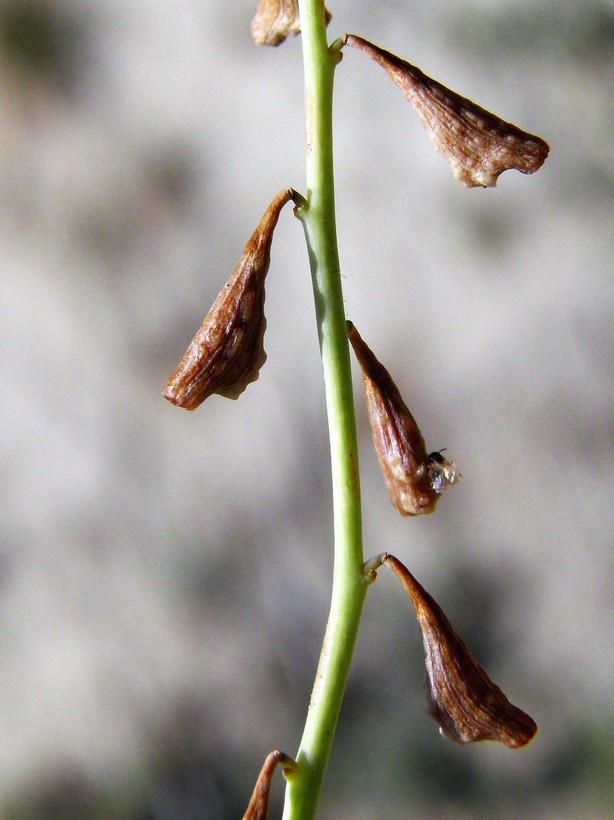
[
  {"xmin": 251, "ymin": 0, "xmax": 331, "ymax": 47},
  {"xmin": 164, "ymin": 189, "xmax": 293, "ymax": 410},
  {"xmin": 243, "ymin": 750, "xmax": 297, "ymax": 820},
  {"xmin": 383, "ymin": 554, "xmax": 537, "ymax": 748},
  {"xmin": 345, "ymin": 34, "xmax": 549, "ymax": 188},
  {"xmin": 348, "ymin": 322, "xmax": 459, "ymax": 515}
]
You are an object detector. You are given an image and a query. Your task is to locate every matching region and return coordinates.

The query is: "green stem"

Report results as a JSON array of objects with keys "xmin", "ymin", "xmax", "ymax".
[{"xmin": 282, "ymin": 3, "xmax": 368, "ymax": 818}]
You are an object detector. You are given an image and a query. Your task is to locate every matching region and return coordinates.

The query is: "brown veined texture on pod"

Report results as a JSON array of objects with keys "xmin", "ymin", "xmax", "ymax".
[
  {"xmin": 251, "ymin": 0, "xmax": 331, "ymax": 47},
  {"xmin": 345, "ymin": 34, "xmax": 549, "ymax": 188},
  {"xmin": 164, "ymin": 189, "xmax": 293, "ymax": 411},
  {"xmin": 347, "ymin": 322, "xmax": 459, "ymax": 516},
  {"xmin": 384, "ymin": 554, "xmax": 538, "ymax": 748},
  {"xmin": 243, "ymin": 750, "xmax": 296, "ymax": 820}
]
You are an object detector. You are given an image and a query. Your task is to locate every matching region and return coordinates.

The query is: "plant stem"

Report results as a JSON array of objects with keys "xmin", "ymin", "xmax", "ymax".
[{"xmin": 282, "ymin": 2, "xmax": 368, "ymax": 818}]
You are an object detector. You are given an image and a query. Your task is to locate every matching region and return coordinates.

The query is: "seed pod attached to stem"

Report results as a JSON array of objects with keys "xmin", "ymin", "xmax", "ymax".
[
  {"xmin": 366, "ymin": 553, "xmax": 537, "ymax": 748},
  {"xmin": 345, "ymin": 34, "xmax": 549, "ymax": 188},
  {"xmin": 251, "ymin": 0, "xmax": 331, "ymax": 47},
  {"xmin": 164, "ymin": 189, "xmax": 293, "ymax": 411},
  {"xmin": 348, "ymin": 322, "xmax": 459, "ymax": 515},
  {"xmin": 243, "ymin": 750, "xmax": 297, "ymax": 820}
]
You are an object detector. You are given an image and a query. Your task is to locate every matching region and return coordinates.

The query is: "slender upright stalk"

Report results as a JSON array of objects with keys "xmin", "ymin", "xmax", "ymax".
[{"xmin": 282, "ymin": 2, "xmax": 368, "ymax": 817}]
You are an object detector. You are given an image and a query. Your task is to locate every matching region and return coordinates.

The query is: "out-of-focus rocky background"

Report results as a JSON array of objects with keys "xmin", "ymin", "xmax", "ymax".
[{"xmin": 0, "ymin": 1, "xmax": 612, "ymax": 817}]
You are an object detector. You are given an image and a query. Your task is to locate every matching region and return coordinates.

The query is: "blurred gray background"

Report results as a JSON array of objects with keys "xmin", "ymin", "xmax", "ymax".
[{"xmin": 0, "ymin": 0, "xmax": 612, "ymax": 817}]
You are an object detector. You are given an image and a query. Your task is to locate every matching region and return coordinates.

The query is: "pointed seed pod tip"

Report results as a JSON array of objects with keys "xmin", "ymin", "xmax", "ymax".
[
  {"xmin": 345, "ymin": 34, "xmax": 549, "ymax": 188},
  {"xmin": 164, "ymin": 189, "xmax": 293, "ymax": 410},
  {"xmin": 384, "ymin": 554, "xmax": 538, "ymax": 748},
  {"xmin": 348, "ymin": 322, "xmax": 459, "ymax": 515},
  {"xmin": 243, "ymin": 750, "xmax": 296, "ymax": 820}
]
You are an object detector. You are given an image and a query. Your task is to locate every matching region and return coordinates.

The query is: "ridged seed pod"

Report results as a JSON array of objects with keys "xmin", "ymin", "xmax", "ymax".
[
  {"xmin": 251, "ymin": 0, "xmax": 331, "ymax": 47},
  {"xmin": 384, "ymin": 554, "xmax": 538, "ymax": 748},
  {"xmin": 243, "ymin": 750, "xmax": 296, "ymax": 820},
  {"xmin": 348, "ymin": 322, "xmax": 459, "ymax": 516},
  {"xmin": 346, "ymin": 34, "xmax": 549, "ymax": 188},
  {"xmin": 164, "ymin": 189, "xmax": 293, "ymax": 410}
]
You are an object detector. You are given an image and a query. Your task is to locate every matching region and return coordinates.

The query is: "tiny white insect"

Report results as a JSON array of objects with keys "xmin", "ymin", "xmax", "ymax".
[{"xmin": 428, "ymin": 451, "xmax": 461, "ymax": 494}]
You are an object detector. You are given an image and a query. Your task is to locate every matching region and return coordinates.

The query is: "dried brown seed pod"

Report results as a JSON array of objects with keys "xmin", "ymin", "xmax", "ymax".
[
  {"xmin": 251, "ymin": 0, "xmax": 331, "ymax": 47},
  {"xmin": 345, "ymin": 34, "xmax": 549, "ymax": 188},
  {"xmin": 347, "ymin": 322, "xmax": 459, "ymax": 516},
  {"xmin": 243, "ymin": 750, "xmax": 296, "ymax": 820},
  {"xmin": 383, "ymin": 553, "xmax": 537, "ymax": 748},
  {"xmin": 164, "ymin": 189, "xmax": 293, "ymax": 410}
]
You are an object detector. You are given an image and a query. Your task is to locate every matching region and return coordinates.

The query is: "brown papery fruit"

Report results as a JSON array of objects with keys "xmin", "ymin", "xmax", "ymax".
[
  {"xmin": 251, "ymin": 0, "xmax": 331, "ymax": 47},
  {"xmin": 346, "ymin": 34, "xmax": 549, "ymax": 188},
  {"xmin": 347, "ymin": 322, "xmax": 459, "ymax": 516},
  {"xmin": 164, "ymin": 189, "xmax": 293, "ymax": 410},
  {"xmin": 243, "ymin": 750, "xmax": 296, "ymax": 820},
  {"xmin": 384, "ymin": 554, "xmax": 537, "ymax": 748}
]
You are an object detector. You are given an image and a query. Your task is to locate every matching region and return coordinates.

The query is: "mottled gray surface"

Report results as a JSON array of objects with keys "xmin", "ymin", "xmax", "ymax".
[{"xmin": 0, "ymin": 0, "xmax": 612, "ymax": 816}]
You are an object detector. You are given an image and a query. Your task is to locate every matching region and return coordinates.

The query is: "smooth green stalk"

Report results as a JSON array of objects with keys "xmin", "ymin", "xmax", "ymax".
[{"xmin": 282, "ymin": 2, "xmax": 368, "ymax": 818}]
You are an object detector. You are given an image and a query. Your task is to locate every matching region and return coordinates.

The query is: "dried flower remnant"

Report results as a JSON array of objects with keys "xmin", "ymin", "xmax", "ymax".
[
  {"xmin": 164, "ymin": 189, "xmax": 293, "ymax": 410},
  {"xmin": 243, "ymin": 750, "xmax": 297, "ymax": 820},
  {"xmin": 345, "ymin": 34, "xmax": 549, "ymax": 188},
  {"xmin": 251, "ymin": 0, "xmax": 331, "ymax": 47},
  {"xmin": 347, "ymin": 322, "xmax": 459, "ymax": 516},
  {"xmin": 380, "ymin": 553, "xmax": 537, "ymax": 748}
]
